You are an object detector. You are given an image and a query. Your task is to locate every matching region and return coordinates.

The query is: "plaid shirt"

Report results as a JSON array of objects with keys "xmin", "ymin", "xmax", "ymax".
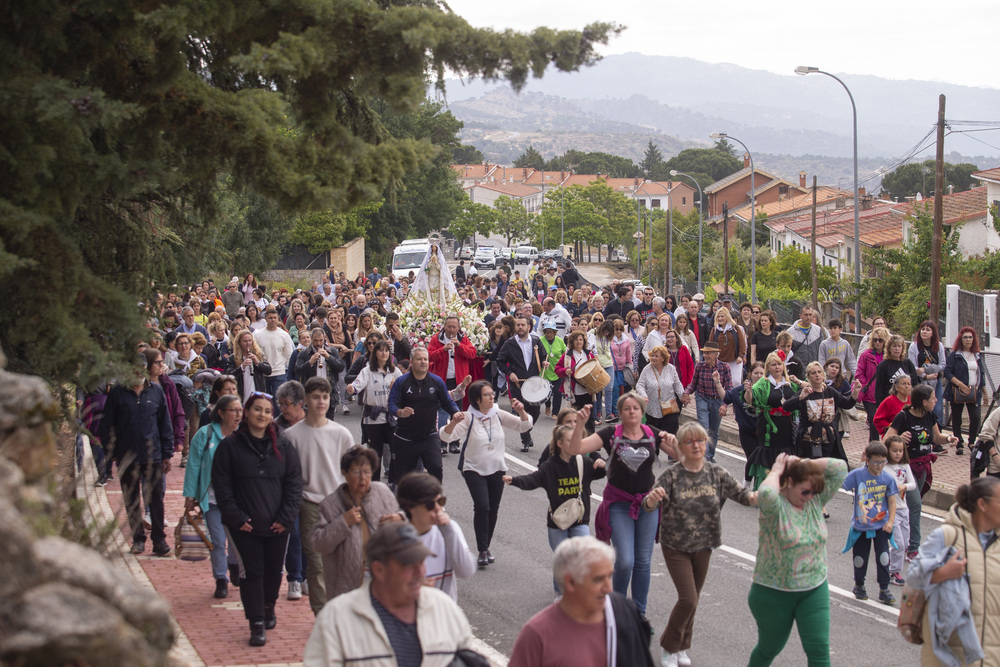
[{"xmin": 685, "ymin": 359, "xmax": 732, "ymax": 399}]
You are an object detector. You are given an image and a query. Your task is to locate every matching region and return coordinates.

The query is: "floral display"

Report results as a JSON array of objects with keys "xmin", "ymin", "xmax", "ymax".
[{"xmin": 382, "ymin": 291, "xmax": 489, "ymax": 352}]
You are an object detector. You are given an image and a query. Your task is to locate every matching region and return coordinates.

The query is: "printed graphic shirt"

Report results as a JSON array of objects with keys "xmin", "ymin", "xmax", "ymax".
[{"xmin": 841, "ymin": 467, "xmax": 898, "ymax": 532}]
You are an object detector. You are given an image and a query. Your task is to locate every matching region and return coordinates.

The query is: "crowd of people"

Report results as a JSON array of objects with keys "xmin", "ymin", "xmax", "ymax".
[{"xmin": 82, "ymin": 253, "xmax": 1000, "ymax": 666}]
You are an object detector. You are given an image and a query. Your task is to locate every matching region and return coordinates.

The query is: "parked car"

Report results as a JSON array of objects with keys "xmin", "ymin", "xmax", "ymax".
[
  {"xmin": 515, "ymin": 246, "xmax": 538, "ymax": 263},
  {"xmin": 474, "ymin": 247, "xmax": 497, "ymax": 270},
  {"xmin": 455, "ymin": 246, "xmax": 475, "ymax": 260}
]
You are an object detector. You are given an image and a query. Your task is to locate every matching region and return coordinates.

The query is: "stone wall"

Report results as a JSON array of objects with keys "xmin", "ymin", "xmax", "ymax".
[{"xmin": 331, "ymin": 236, "xmax": 365, "ymax": 280}]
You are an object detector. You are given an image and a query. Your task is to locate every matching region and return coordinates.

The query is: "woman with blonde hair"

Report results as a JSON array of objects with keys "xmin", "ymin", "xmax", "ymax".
[
  {"xmin": 709, "ymin": 307, "xmax": 747, "ymax": 384},
  {"xmin": 746, "ymin": 351, "xmax": 800, "ymax": 489},
  {"xmin": 226, "ymin": 330, "xmax": 271, "ymax": 403},
  {"xmin": 855, "ymin": 326, "xmax": 889, "ymax": 440}
]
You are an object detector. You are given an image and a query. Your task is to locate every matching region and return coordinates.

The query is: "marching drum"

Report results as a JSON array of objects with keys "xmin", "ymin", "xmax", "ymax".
[
  {"xmin": 574, "ymin": 359, "xmax": 610, "ymax": 395},
  {"xmin": 520, "ymin": 376, "xmax": 552, "ymax": 405}
]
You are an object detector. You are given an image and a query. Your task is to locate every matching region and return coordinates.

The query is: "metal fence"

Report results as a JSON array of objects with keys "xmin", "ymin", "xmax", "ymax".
[{"xmin": 957, "ymin": 288, "xmax": 985, "ymax": 336}]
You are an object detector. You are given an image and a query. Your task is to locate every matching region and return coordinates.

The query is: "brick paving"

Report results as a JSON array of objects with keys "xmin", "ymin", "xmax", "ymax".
[{"xmin": 104, "ymin": 464, "xmax": 313, "ymax": 667}]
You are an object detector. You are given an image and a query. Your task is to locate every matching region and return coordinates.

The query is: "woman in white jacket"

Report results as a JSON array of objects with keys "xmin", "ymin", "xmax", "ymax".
[
  {"xmin": 346, "ymin": 341, "xmax": 402, "ymax": 482},
  {"xmin": 441, "ymin": 380, "xmax": 533, "ymax": 567}
]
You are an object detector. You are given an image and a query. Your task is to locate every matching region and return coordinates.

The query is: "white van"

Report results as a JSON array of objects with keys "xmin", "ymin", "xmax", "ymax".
[
  {"xmin": 515, "ymin": 246, "xmax": 539, "ymax": 263},
  {"xmin": 392, "ymin": 239, "xmax": 430, "ymax": 272}
]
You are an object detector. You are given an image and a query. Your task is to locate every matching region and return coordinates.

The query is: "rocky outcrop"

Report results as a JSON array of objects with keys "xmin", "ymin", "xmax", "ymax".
[{"xmin": 0, "ymin": 348, "xmax": 178, "ymax": 666}]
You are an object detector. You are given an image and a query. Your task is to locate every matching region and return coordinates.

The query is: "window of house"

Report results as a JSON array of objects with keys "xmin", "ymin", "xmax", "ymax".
[
  {"xmin": 779, "ymin": 185, "xmax": 790, "ymax": 196},
  {"xmin": 652, "ymin": 199, "xmax": 661, "ymax": 208},
  {"xmin": 682, "ymin": 196, "xmax": 687, "ymax": 206}
]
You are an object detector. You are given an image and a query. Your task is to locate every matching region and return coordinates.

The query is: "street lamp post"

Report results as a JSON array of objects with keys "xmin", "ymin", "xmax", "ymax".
[
  {"xmin": 634, "ymin": 186, "xmax": 651, "ymax": 280},
  {"xmin": 670, "ymin": 170, "xmax": 704, "ymax": 293},
  {"xmin": 710, "ymin": 133, "xmax": 755, "ymax": 303},
  {"xmin": 795, "ymin": 65, "xmax": 862, "ymax": 331}
]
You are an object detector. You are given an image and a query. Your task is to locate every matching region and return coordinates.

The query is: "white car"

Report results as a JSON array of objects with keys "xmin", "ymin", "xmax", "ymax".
[{"xmin": 474, "ymin": 247, "xmax": 497, "ymax": 270}]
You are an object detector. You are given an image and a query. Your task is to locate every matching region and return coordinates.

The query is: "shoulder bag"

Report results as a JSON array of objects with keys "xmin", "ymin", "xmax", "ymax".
[
  {"xmin": 550, "ymin": 455, "xmax": 586, "ymax": 530},
  {"xmin": 897, "ymin": 525, "xmax": 963, "ymax": 644},
  {"xmin": 174, "ymin": 508, "xmax": 213, "ymax": 562},
  {"xmin": 656, "ymin": 366, "xmax": 679, "ymax": 415}
]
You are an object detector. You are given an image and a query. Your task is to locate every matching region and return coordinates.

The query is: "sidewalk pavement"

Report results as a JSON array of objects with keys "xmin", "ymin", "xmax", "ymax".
[{"xmin": 678, "ymin": 403, "xmax": 969, "ymax": 512}]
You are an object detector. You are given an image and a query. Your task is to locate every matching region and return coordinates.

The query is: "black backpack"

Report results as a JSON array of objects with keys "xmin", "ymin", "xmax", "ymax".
[{"xmin": 970, "ymin": 438, "xmax": 994, "ymax": 479}]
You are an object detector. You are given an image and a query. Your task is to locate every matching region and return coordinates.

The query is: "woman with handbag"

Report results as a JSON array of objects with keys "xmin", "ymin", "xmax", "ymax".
[
  {"xmin": 182, "ymin": 394, "xmax": 243, "ymax": 598},
  {"xmin": 944, "ymin": 327, "xmax": 987, "ymax": 456},
  {"xmin": 503, "ymin": 423, "xmax": 607, "ymax": 592},
  {"xmin": 644, "ymin": 422, "xmax": 758, "ymax": 667},
  {"xmin": 909, "ymin": 320, "xmax": 947, "ymax": 428},
  {"xmin": 634, "ymin": 346, "xmax": 684, "ymax": 434},
  {"xmin": 440, "ymin": 380, "xmax": 532, "ymax": 568},
  {"xmin": 346, "ymin": 341, "xmax": 401, "ymax": 483},
  {"xmin": 905, "ymin": 477, "xmax": 1000, "ymax": 666},
  {"xmin": 566, "ymin": 394, "xmax": 682, "ymax": 617}
]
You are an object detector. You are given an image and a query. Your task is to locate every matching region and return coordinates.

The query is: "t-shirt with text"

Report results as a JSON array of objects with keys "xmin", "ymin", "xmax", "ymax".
[{"xmin": 841, "ymin": 467, "xmax": 898, "ymax": 532}]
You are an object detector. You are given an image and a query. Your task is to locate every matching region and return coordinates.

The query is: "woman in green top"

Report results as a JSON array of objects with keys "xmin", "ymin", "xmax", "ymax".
[{"xmin": 748, "ymin": 452, "xmax": 848, "ymax": 667}]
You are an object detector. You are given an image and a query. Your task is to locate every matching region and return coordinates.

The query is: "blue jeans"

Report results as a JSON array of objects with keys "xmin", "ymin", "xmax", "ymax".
[
  {"xmin": 612, "ymin": 370, "xmax": 625, "ymax": 412},
  {"xmin": 547, "ymin": 524, "xmax": 590, "ymax": 592},
  {"xmin": 695, "ymin": 394, "xmax": 723, "ymax": 461},
  {"xmin": 932, "ymin": 380, "xmax": 944, "ymax": 428},
  {"xmin": 603, "ymin": 366, "xmax": 616, "ymax": 417},
  {"xmin": 284, "ymin": 514, "xmax": 306, "ymax": 583},
  {"xmin": 266, "ymin": 373, "xmax": 287, "ymax": 415},
  {"xmin": 608, "ymin": 500, "xmax": 658, "ymax": 615},
  {"xmin": 205, "ymin": 504, "xmax": 237, "ymax": 581}
]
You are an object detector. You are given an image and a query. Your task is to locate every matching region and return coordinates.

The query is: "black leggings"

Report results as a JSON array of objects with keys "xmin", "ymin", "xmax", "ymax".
[
  {"xmin": 573, "ymin": 393, "xmax": 596, "ymax": 433},
  {"xmin": 229, "ymin": 531, "xmax": 289, "ymax": 622},
  {"xmin": 950, "ymin": 401, "xmax": 981, "ymax": 446},
  {"xmin": 864, "ymin": 401, "xmax": 879, "ymax": 441},
  {"xmin": 362, "ymin": 422, "xmax": 392, "ymax": 482},
  {"xmin": 463, "ymin": 470, "xmax": 505, "ymax": 552}
]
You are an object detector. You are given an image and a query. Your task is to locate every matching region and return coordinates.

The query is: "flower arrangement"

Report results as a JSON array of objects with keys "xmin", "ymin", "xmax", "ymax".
[{"xmin": 383, "ymin": 292, "xmax": 489, "ymax": 353}]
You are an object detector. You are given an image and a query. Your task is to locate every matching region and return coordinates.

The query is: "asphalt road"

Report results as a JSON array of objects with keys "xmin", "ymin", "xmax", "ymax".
[{"xmin": 332, "ymin": 395, "xmax": 935, "ymax": 666}]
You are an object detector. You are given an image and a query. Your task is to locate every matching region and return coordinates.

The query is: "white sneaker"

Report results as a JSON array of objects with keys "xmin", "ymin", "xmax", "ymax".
[
  {"xmin": 342, "ymin": 404, "xmax": 350, "ymax": 415},
  {"xmin": 661, "ymin": 652, "xmax": 679, "ymax": 667},
  {"xmin": 301, "ymin": 580, "xmax": 309, "ymax": 597},
  {"xmin": 286, "ymin": 580, "xmax": 302, "ymax": 600},
  {"xmin": 677, "ymin": 650, "xmax": 692, "ymax": 666}
]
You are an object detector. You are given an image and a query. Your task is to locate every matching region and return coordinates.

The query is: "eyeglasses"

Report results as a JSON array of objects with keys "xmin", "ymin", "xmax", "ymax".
[
  {"xmin": 346, "ymin": 467, "xmax": 373, "ymax": 478},
  {"xmin": 752, "ymin": 310, "xmax": 761, "ymax": 314},
  {"xmin": 868, "ymin": 460, "xmax": 887, "ymax": 468},
  {"xmin": 423, "ymin": 496, "xmax": 447, "ymax": 511},
  {"xmin": 962, "ymin": 335, "xmax": 974, "ymax": 339}
]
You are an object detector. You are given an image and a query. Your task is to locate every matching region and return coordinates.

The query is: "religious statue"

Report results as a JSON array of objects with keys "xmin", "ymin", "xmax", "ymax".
[{"xmin": 411, "ymin": 242, "xmax": 457, "ymax": 306}]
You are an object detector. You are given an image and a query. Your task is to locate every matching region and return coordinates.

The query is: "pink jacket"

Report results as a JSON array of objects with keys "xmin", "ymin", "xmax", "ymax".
[
  {"xmin": 856, "ymin": 349, "xmax": 884, "ymax": 403},
  {"xmin": 610, "ymin": 336, "xmax": 632, "ymax": 372}
]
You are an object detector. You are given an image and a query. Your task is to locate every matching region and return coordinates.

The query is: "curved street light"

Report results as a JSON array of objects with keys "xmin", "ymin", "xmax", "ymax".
[
  {"xmin": 795, "ymin": 65, "xmax": 862, "ymax": 330},
  {"xmin": 670, "ymin": 169, "xmax": 704, "ymax": 293},
  {"xmin": 710, "ymin": 132, "xmax": 755, "ymax": 303}
]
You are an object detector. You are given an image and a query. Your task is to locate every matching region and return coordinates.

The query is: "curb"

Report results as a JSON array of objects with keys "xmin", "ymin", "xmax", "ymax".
[
  {"xmin": 75, "ymin": 436, "xmax": 205, "ymax": 667},
  {"xmin": 676, "ymin": 406, "xmax": 958, "ymax": 511}
]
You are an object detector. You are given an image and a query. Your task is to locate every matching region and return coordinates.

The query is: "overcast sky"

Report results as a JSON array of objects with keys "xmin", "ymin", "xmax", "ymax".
[{"xmin": 445, "ymin": 0, "xmax": 999, "ymax": 90}]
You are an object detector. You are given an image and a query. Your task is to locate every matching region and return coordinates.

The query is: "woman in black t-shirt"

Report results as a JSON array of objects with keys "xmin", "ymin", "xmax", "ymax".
[
  {"xmin": 883, "ymin": 384, "xmax": 958, "ymax": 558},
  {"xmin": 750, "ymin": 310, "xmax": 779, "ymax": 365},
  {"xmin": 567, "ymin": 393, "xmax": 679, "ymax": 617}
]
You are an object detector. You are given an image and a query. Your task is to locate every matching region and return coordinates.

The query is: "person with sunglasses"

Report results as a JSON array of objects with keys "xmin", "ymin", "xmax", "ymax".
[
  {"xmin": 395, "ymin": 472, "xmax": 476, "ymax": 602},
  {"xmin": 747, "ymin": 453, "xmax": 848, "ymax": 666}
]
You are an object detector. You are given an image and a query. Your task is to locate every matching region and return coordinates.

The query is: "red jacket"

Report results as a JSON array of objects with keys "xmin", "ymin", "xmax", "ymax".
[
  {"xmin": 669, "ymin": 346, "xmax": 695, "ymax": 387},
  {"xmin": 427, "ymin": 331, "xmax": 478, "ymax": 385}
]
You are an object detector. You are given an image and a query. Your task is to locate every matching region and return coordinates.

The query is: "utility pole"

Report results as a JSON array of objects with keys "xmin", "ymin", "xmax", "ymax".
[
  {"xmin": 811, "ymin": 175, "xmax": 819, "ymax": 311},
  {"xmin": 930, "ymin": 95, "xmax": 946, "ymax": 322},
  {"xmin": 723, "ymin": 202, "xmax": 730, "ymax": 295}
]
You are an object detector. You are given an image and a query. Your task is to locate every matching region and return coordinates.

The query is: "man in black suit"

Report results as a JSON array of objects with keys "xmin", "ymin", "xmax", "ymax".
[
  {"xmin": 561, "ymin": 261, "xmax": 582, "ymax": 289},
  {"xmin": 495, "ymin": 314, "xmax": 543, "ymax": 452},
  {"xmin": 455, "ymin": 260, "xmax": 466, "ymax": 283}
]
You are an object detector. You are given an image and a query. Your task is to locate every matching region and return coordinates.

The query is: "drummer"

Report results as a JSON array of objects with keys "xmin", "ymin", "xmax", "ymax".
[
  {"xmin": 496, "ymin": 314, "xmax": 547, "ymax": 452},
  {"xmin": 555, "ymin": 331, "xmax": 599, "ymax": 433},
  {"xmin": 539, "ymin": 320, "xmax": 568, "ymax": 420}
]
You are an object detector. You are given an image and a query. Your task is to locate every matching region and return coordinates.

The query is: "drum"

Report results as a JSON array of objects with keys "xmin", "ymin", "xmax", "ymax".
[
  {"xmin": 521, "ymin": 376, "xmax": 552, "ymax": 405},
  {"xmin": 622, "ymin": 366, "xmax": 636, "ymax": 388},
  {"xmin": 574, "ymin": 359, "xmax": 610, "ymax": 394}
]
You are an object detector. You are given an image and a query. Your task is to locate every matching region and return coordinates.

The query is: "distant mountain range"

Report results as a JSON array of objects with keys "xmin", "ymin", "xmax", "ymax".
[{"xmin": 439, "ymin": 53, "xmax": 1000, "ymax": 187}]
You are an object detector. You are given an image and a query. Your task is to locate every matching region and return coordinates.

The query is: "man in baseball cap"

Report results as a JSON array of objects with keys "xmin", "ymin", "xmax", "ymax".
[{"xmin": 304, "ymin": 522, "xmax": 477, "ymax": 666}]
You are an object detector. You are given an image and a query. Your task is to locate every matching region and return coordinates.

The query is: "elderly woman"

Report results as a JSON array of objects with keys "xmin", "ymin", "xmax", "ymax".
[
  {"xmin": 747, "ymin": 453, "xmax": 848, "ymax": 666},
  {"xmin": 211, "ymin": 393, "xmax": 302, "ymax": 647},
  {"xmin": 441, "ymin": 380, "xmax": 532, "ymax": 567},
  {"xmin": 567, "ymin": 393, "xmax": 680, "ymax": 617},
  {"xmin": 183, "ymin": 395, "xmax": 242, "ymax": 599},
  {"xmin": 907, "ymin": 477, "xmax": 1000, "ymax": 666},
  {"xmin": 226, "ymin": 330, "xmax": 271, "ymax": 403},
  {"xmin": 642, "ymin": 312, "xmax": 674, "ymax": 362},
  {"xmin": 555, "ymin": 331, "xmax": 598, "ymax": 433},
  {"xmin": 645, "ymin": 423, "xmax": 757, "ymax": 667},
  {"xmin": 634, "ymin": 345, "xmax": 684, "ymax": 434},
  {"xmin": 306, "ymin": 446, "xmax": 401, "ymax": 600}
]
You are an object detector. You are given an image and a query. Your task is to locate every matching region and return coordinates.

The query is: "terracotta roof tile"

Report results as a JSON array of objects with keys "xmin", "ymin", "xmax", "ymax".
[
  {"xmin": 972, "ymin": 167, "xmax": 1000, "ymax": 183},
  {"xmin": 467, "ymin": 181, "xmax": 541, "ymax": 198},
  {"xmin": 895, "ymin": 186, "xmax": 987, "ymax": 226},
  {"xmin": 704, "ymin": 167, "xmax": 784, "ymax": 194}
]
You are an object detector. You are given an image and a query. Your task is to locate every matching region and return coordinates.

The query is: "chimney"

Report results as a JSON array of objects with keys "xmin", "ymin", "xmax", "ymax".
[
  {"xmin": 799, "ymin": 171, "xmax": 807, "ymax": 188},
  {"xmin": 634, "ymin": 177, "xmax": 639, "ymax": 187},
  {"xmin": 948, "ymin": 184, "xmax": 955, "ymax": 195},
  {"xmin": 859, "ymin": 187, "xmax": 866, "ymax": 198},
  {"xmin": 522, "ymin": 168, "xmax": 527, "ymax": 179},
  {"xmin": 743, "ymin": 153, "xmax": 750, "ymax": 169}
]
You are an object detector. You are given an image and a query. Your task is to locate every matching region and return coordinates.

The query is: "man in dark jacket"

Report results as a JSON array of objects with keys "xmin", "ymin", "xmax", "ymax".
[
  {"xmin": 603, "ymin": 285, "xmax": 634, "ymax": 320},
  {"xmin": 509, "ymin": 535, "xmax": 654, "ymax": 666},
  {"xmin": 560, "ymin": 261, "xmax": 582, "ymax": 289},
  {"xmin": 100, "ymin": 370, "xmax": 175, "ymax": 556},
  {"xmin": 495, "ymin": 314, "xmax": 545, "ymax": 452},
  {"xmin": 455, "ymin": 260, "xmax": 466, "ymax": 283}
]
